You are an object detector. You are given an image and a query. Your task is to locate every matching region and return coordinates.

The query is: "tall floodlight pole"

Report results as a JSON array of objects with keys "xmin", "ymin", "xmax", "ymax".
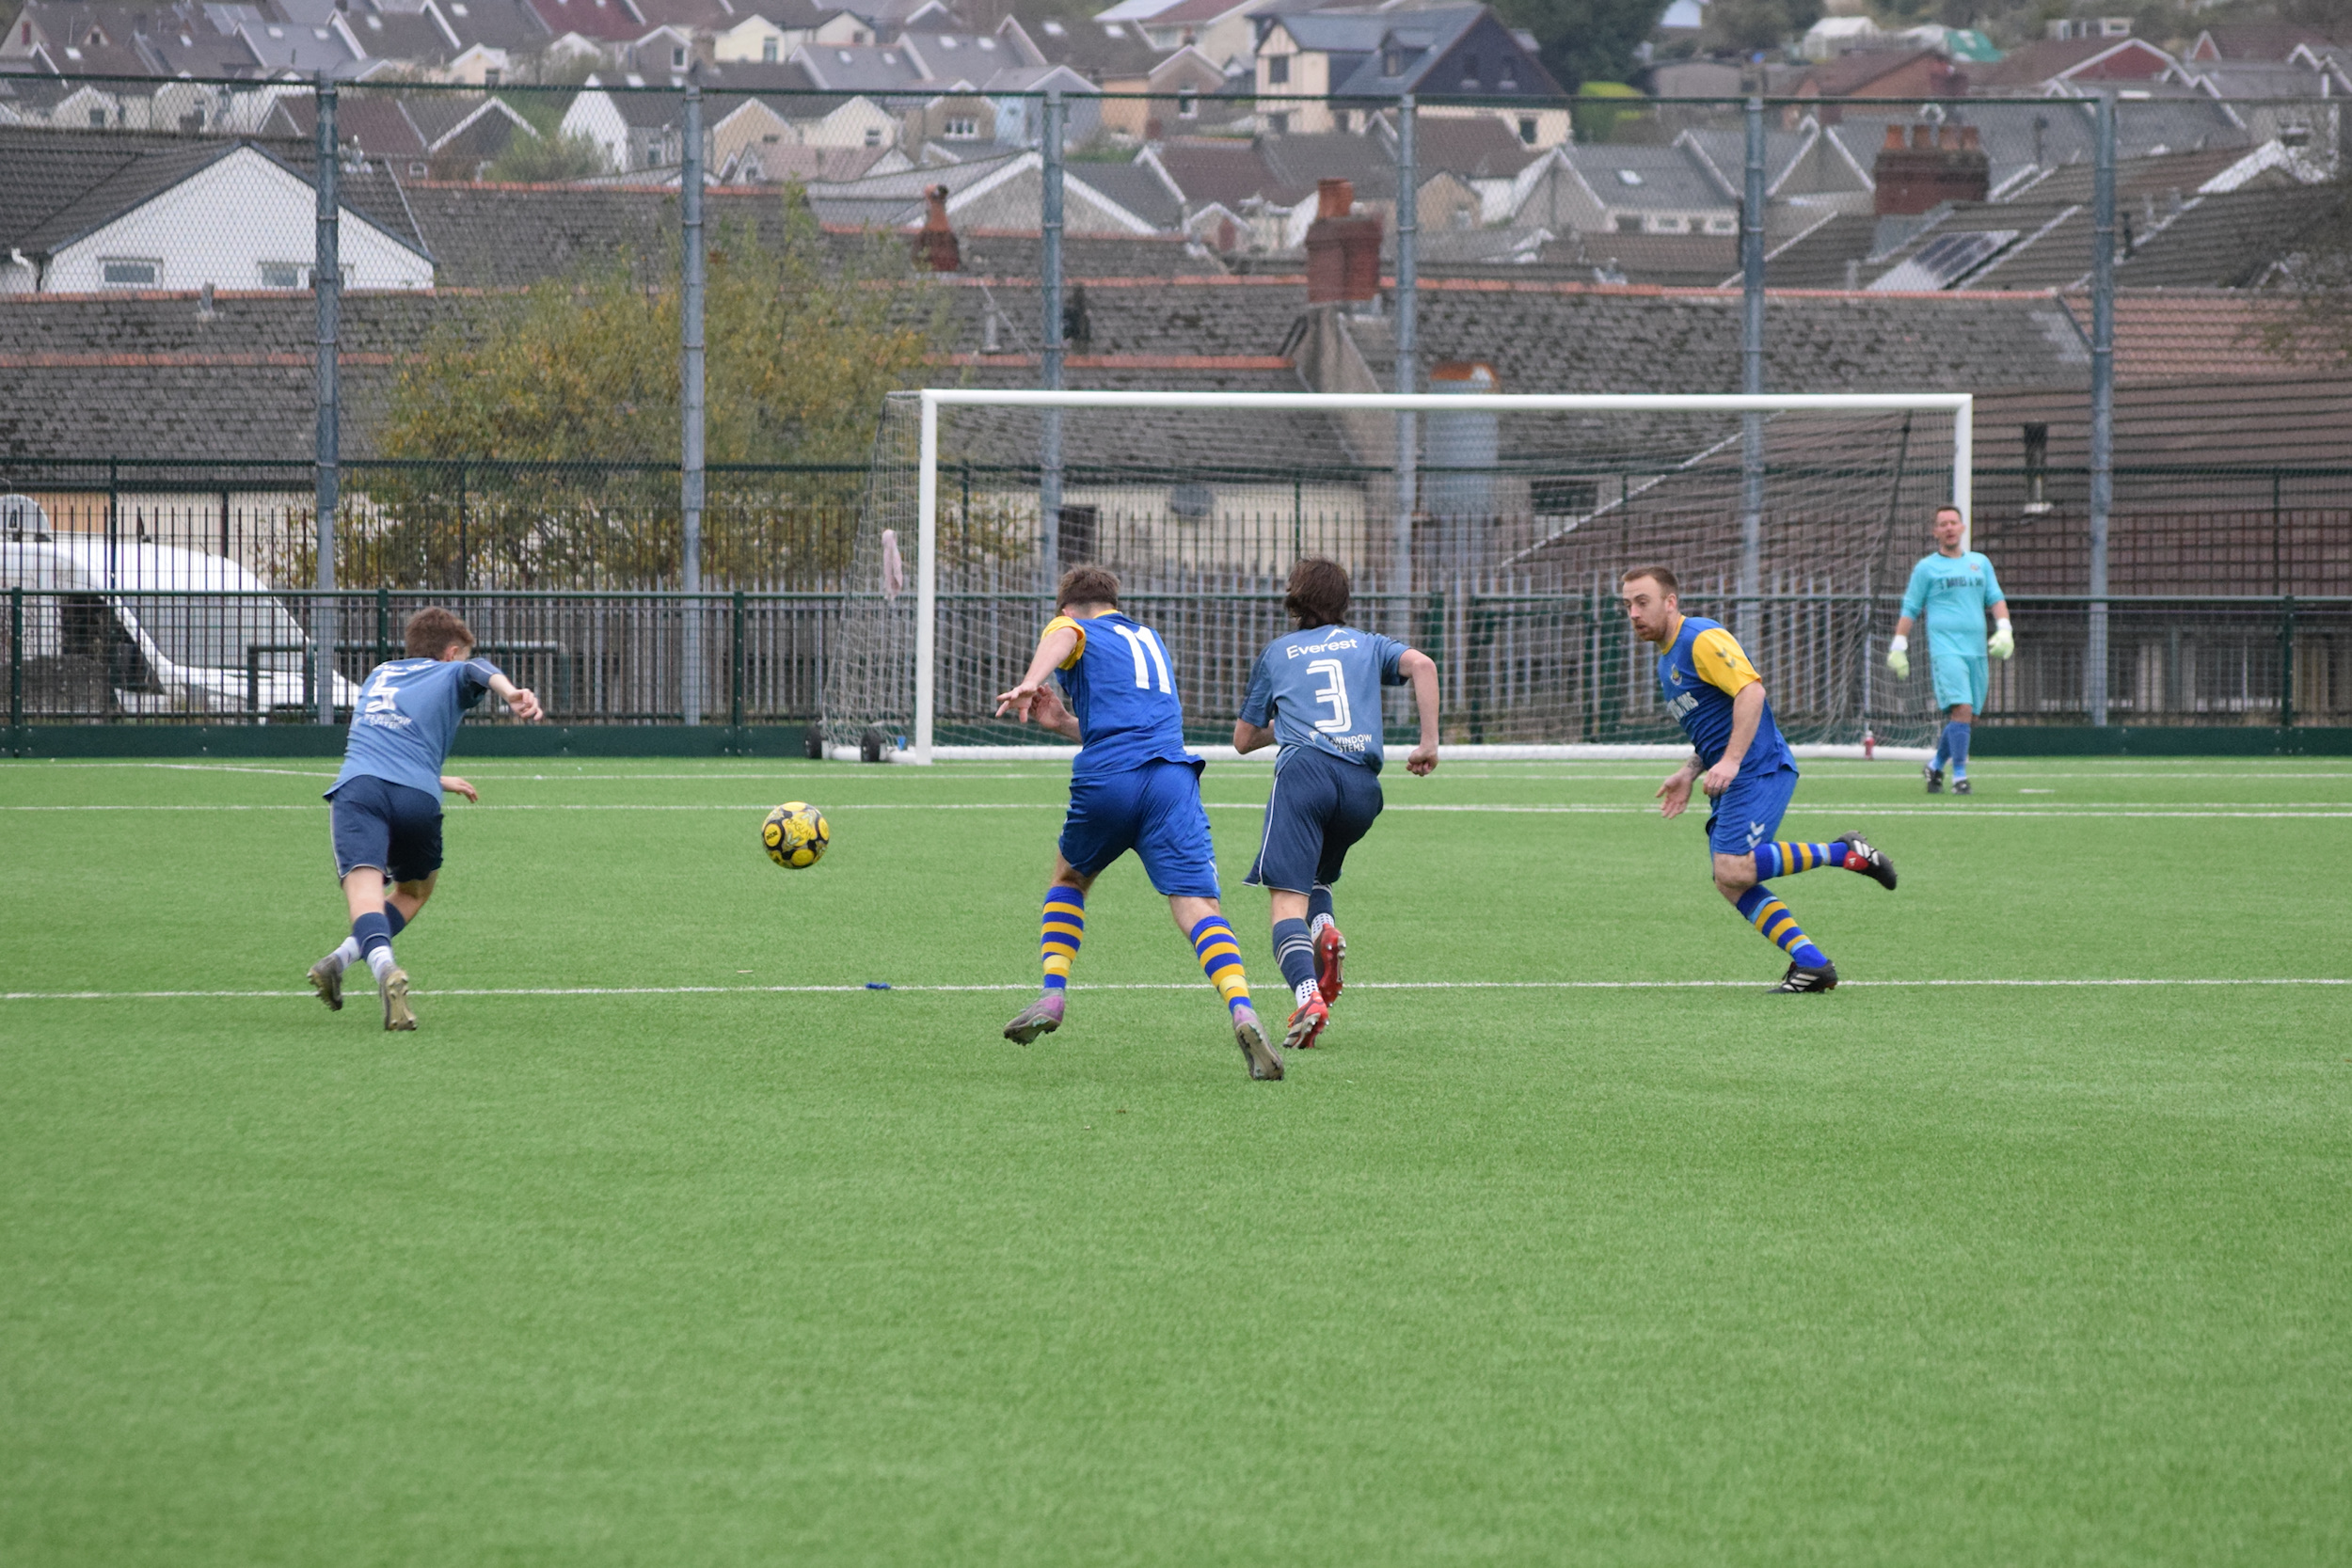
[
  {"xmin": 1394, "ymin": 92, "xmax": 1418, "ymax": 599},
  {"xmin": 1738, "ymin": 94, "xmax": 1766, "ymax": 649},
  {"xmin": 1041, "ymin": 88, "xmax": 1066, "ymax": 584},
  {"xmin": 313, "ymin": 73, "xmax": 340, "ymax": 727},
  {"xmin": 2087, "ymin": 92, "xmax": 2115, "ymax": 727},
  {"xmin": 680, "ymin": 81, "xmax": 707, "ymax": 726}
]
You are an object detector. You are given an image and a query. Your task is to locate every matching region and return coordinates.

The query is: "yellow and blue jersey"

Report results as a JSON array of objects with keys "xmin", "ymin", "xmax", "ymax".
[
  {"xmin": 1655, "ymin": 615, "xmax": 1792, "ymax": 776},
  {"xmin": 1043, "ymin": 611, "xmax": 1198, "ymax": 781}
]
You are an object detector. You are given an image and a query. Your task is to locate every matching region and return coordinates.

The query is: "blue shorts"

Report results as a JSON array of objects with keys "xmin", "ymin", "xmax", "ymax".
[
  {"xmin": 1931, "ymin": 649, "xmax": 1989, "ymax": 712},
  {"xmin": 1245, "ymin": 746, "xmax": 1384, "ymax": 894},
  {"xmin": 1059, "ymin": 758, "xmax": 1220, "ymax": 898},
  {"xmin": 328, "ymin": 774, "xmax": 445, "ymax": 883},
  {"xmin": 1705, "ymin": 764, "xmax": 1801, "ymax": 857}
]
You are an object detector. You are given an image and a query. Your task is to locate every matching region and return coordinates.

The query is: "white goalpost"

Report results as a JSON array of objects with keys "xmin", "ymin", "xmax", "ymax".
[{"xmin": 828, "ymin": 388, "xmax": 1974, "ymax": 765}]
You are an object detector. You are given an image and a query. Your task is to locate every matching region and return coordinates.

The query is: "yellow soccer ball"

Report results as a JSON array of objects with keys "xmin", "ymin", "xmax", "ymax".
[{"xmin": 762, "ymin": 801, "xmax": 830, "ymax": 869}]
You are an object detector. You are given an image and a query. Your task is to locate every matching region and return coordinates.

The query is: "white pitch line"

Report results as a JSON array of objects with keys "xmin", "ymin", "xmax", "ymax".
[
  {"xmin": 8, "ymin": 802, "xmax": 2352, "ymax": 819},
  {"xmin": 6, "ymin": 977, "xmax": 2345, "ymax": 1002}
]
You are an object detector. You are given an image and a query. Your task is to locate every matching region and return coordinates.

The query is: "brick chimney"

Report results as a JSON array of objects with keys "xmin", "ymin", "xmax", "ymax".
[
  {"xmin": 910, "ymin": 184, "xmax": 960, "ymax": 273},
  {"xmin": 1873, "ymin": 122, "xmax": 1989, "ymax": 216},
  {"xmin": 1305, "ymin": 178, "xmax": 1382, "ymax": 306}
]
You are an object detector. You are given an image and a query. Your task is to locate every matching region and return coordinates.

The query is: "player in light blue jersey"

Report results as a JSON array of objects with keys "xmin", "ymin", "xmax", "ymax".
[
  {"xmin": 993, "ymin": 565, "xmax": 1279, "ymax": 1082},
  {"xmin": 1887, "ymin": 504, "xmax": 2012, "ymax": 796},
  {"xmin": 1622, "ymin": 566, "xmax": 1898, "ymax": 992},
  {"xmin": 307, "ymin": 607, "xmax": 540, "ymax": 1029},
  {"xmin": 1232, "ymin": 558, "xmax": 1438, "ymax": 1051}
]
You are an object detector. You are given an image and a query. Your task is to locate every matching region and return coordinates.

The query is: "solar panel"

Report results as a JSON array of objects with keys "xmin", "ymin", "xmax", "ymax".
[{"xmin": 1868, "ymin": 230, "xmax": 2019, "ymax": 292}]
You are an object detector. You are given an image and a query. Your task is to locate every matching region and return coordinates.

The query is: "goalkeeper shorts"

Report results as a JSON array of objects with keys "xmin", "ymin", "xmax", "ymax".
[{"xmin": 1931, "ymin": 650, "xmax": 1990, "ymax": 712}]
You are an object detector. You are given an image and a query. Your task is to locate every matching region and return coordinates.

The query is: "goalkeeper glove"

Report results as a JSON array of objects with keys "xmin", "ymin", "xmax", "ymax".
[
  {"xmin": 1885, "ymin": 635, "xmax": 1910, "ymax": 680},
  {"xmin": 1988, "ymin": 619, "xmax": 2015, "ymax": 659}
]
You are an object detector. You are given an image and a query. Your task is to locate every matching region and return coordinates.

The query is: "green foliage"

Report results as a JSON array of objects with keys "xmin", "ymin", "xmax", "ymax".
[
  {"xmin": 1572, "ymin": 82, "xmax": 1645, "ymax": 144},
  {"xmin": 1492, "ymin": 0, "xmax": 1673, "ymax": 90},
  {"xmin": 485, "ymin": 130, "xmax": 612, "ymax": 183}
]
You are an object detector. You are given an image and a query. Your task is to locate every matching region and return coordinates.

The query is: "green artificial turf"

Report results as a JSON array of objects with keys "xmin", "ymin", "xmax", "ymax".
[{"xmin": 2, "ymin": 755, "xmax": 2347, "ymax": 1565}]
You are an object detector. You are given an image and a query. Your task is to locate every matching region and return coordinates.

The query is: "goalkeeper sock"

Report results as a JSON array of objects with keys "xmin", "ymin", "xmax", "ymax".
[
  {"xmin": 1188, "ymin": 915, "xmax": 1253, "ymax": 1016},
  {"xmin": 1753, "ymin": 841, "xmax": 1850, "ymax": 879},
  {"xmin": 353, "ymin": 911, "xmax": 397, "ymax": 983},
  {"xmin": 1272, "ymin": 917, "xmax": 1318, "ymax": 1005},
  {"xmin": 1306, "ymin": 883, "xmax": 1335, "ymax": 938},
  {"xmin": 1039, "ymin": 886, "xmax": 1085, "ymax": 992},
  {"xmin": 1736, "ymin": 885, "xmax": 1830, "ymax": 970},
  {"xmin": 1947, "ymin": 721, "xmax": 1972, "ymax": 779}
]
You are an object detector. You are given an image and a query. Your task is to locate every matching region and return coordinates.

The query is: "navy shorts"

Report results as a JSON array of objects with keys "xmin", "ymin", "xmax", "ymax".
[
  {"xmin": 1058, "ymin": 758, "xmax": 1220, "ymax": 898},
  {"xmin": 1245, "ymin": 745, "xmax": 1384, "ymax": 894},
  {"xmin": 328, "ymin": 774, "xmax": 445, "ymax": 883},
  {"xmin": 1704, "ymin": 764, "xmax": 1801, "ymax": 857}
]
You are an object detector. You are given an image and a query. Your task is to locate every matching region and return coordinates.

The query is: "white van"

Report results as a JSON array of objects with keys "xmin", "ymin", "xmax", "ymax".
[{"xmin": 0, "ymin": 530, "xmax": 361, "ymax": 719}]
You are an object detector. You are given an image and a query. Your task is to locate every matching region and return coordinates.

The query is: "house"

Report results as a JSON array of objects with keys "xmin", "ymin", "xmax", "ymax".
[
  {"xmin": 526, "ymin": 0, "xmax": 645, "ymax": 59},
  {"xmin": 561, "ymin": 74, "xmax": 690, "ymax": 167},
  {"xmin": 711, "ymin": 1, "xmax": 868, "ymax": 63},
  {"xmin": 802, "ymin": 149, "xmax": 1162, "ymax": 234},
  {"xmin": 268, "ymin": 90, "xmax": 538, "ymax": 179},
  {"xmin": 2185, "ymin": 24, "xmax": 2336, "ymax": 63},
  {"xmin": 0, "ymin": 127, "xmax": 434, "ymax": 294},
  {"xmin": 1132, "ymin": 0, "xmax": 1266, "ymax": 70},
  {"xmin": 1794, "ymin": 47, "xmax": 1966, "ymax": 106},
  {"xmin": 1020, "ymin": 15, "xmax": 1229, "ymax": 142},
  {"xmin": 1966, "ymin": 35, "xmax": 2176, "ymax": 91},
  {"xmin": 1549, "ymin": 143, "xmax": 1738, "ymax": 238},
  {"xmin": 1252, "ymin": 7, "xmax": 1566, "ymax": 146}
]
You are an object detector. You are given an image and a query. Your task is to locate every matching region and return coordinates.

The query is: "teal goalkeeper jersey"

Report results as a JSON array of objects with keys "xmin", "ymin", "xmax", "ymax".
[{"xmin": 1900, "ymin": 550, "xmax": 2005, "ymax": 658}]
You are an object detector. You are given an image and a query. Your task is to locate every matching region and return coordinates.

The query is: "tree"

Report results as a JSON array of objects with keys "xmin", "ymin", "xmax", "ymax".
[
  {"xmin": 1491, "ymin": 0, "xmax": 1674, "ymax": 91},
  {"xmin": 485, "ymin": 130, "xmax": 611, "ymax": 183}
]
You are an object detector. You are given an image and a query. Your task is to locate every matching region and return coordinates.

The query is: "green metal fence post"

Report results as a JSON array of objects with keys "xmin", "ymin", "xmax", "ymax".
[
  {"xmin": 2280, "ymin": 594, "xmax": 2296, "ymax": 731},
  {"xmin": 9, "ymin": 586, "xmax": 22, "ymax": 756},
  {"xmin": 730, "ymin": 589, "xmax": 745, "ymax": 736},
  {"xmin": 375, "ymin": 586, "xmax": 389, "ymax": 669}
]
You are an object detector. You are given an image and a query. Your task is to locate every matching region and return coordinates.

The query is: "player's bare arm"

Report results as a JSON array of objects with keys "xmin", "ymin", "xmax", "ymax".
[
  {"xmin": 488, "ymin": 673, "xmax": 541, "ymax": 722},
  {"xmin": 1025, "ymin": 680, "xmax": 1082, "ymax": 742},
  {"xmin": 994, "ymin": 622, "xmax": 1084, "ymax": 721},
  {"xmin": 1232, "ymin": 719, "xmax": 1275, "ymax": 753},
  {"xmin": 1399, "ymin": 648, "xmax": 1440, "ymax": 775},
  {"xmin": 438, "ymin": 775, "xmax": 479, "ymax": 803},
  {"xmin": 1703, "ymin": 682, "xmax": 1765, "ymax": 798},
  {"xmin": 1656, "ymin": 756, "xmax": 1699, "ymax": 819}
]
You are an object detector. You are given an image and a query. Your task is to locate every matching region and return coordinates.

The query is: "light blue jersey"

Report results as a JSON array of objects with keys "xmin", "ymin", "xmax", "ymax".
[
  {"xmin": 1900, "ymin": 550, "xmax": 2005, "ymax": 658},
  {"xmin": 327, "ymin": 657, "xmax": 501, "ymax": 800},
  {"xmin": 1240, "ymin": 624, "xmax": 1408, "ymax": 773}
]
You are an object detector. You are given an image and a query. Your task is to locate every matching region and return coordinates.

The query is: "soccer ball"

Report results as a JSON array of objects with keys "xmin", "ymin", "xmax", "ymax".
[{"xmin": 762, "ymin": 801, "xmax": 829, "ymax": 869}]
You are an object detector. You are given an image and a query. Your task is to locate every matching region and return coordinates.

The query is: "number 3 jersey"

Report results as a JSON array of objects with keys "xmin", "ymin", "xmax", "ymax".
[
  {"xmin": 1044, "ymin": 612, "xmax": 1200, "ymax": 781},
  {"xmin": 1240, "ymin": 623, "xmax": 1408, "ymax": 774},
  {"xmin": 328, "ymin": 657, "xmax": 502, "ymax": 800}
]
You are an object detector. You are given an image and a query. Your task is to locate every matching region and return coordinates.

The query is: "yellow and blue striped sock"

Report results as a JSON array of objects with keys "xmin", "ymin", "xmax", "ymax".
[
  {"xmin": 1040, "ymin": 886, "xmax": 1085, "ymax": 992},
  {"xmin": 1752, "ymin": 841, "xmax": 1850, "ymax": 879},
  {"xmin": 1736, "ymin": 885, "xmax": 1830, "ymax": 970},
  {"xmin": 1187, "ymin": 915, "xmax": 1253, "ymax": 1016}
]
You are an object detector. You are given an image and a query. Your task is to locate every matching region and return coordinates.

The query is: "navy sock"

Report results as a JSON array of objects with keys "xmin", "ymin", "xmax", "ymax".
[
  {"xmin": 1306, "ymin": 883, "xmax": 1335, "ymax": 932},
  {"xmin": 1948, "ymin": 721, "xmax": 1972, "ymax": 778},
  {"xmin": 1734, "ymin": 885, "xmax": 1831, "ymax": 970},
  {"xmin": 1272, "ymin": 917, "xmax": 1318, "ymax": 994},
  {"xmin": 353, "ymin": 910, "xmax": 393, "ymax": 959},
  {"xmin": 383, "ymin": 903, "xmax": 407, "ymax": 938}
]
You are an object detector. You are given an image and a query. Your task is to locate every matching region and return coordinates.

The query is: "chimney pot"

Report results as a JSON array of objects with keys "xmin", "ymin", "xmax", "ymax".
[
  {"xmin": 1961, "ymin": 125, "xmax": 1980, "ymax": 150},
  {"xmin": 910, "ymin": 184, "xmax": 959, "ymax": 273},
  {"xmin": 1883, "ymin": 125, "xmax": 1905, "ymax": 150},
  {"xmin": 1910, "ymin": 124, "xmax": 1932, "ymax": 149},
  {"xmin": 1316, "ymin": 177, "xmax": 1353, "ymax": 219}
]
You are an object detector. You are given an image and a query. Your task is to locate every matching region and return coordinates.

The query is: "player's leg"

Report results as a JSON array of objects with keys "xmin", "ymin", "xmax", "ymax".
[
  {"xmin": 1752, "ymin": 835, "xmax": 1897, "ymax": 890},
  {"xmin": 1244, "ymin": 752, "xmax": 1338, "ymax": 1048},
  {"xmin": 315, "ymin": 779, "xmax": 415, "ymax": 1027},
  {"xmin": 1307, "ymin": 882, "xmax": 1343, "ymax": 1004},
  {"xmin": 1005, "ymin": 854, "xmax": 1095, "ymax": 1043},
  {"xmin": 1295, "ymin": 759, "xmax": 1381, "ymax": 1031},
  {"xmin": 1708, "ymin": 769, "xmax": 1836, "ymax": 991},
  {"xmin": 1931, "ymin": 654, "xmax": 1981, "ymax": 796},
  {"xmin": 1945, "ymin": 653, "xmax": 1987, "ymax": 793},
  {"xmin": 1140, "ymin": 762, "xmax": 1278, "ymax": 1080}
]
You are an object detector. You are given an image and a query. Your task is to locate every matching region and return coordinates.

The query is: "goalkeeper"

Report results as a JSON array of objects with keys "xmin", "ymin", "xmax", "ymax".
[{"xmin": 1886, "ymin": 505, "xmax": 2012, "ymax": 796}]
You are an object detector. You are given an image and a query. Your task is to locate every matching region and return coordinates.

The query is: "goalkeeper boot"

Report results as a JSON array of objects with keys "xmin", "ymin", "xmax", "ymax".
[
  {"xmin": 1836, "ymin": 831, "xmax": 1898, "ymax": 891},
  {"xmin": 1002, "ymin": 992, "xmax": 1065, "ymax": 1044},
  {"xmin": 379, "ymin": 965, "xmax": 416, "ymax": 1032},
  {"xmin": 1952, "ymin": 777, "xmax": 1973, "ymax": 796},
  {"xmin": 1233, "ymin": 1005, "xmax": 1283, "ymax": 1081},
  {"xmin": 1313, "ymin": 921, "xmax": 1346, "ymax": 1006},
  {"xmin": 308, "ymin": 953, "xmax": 345, "ymax": 1011},
  {"xmin": 1769, "ymin": 959, "xmax": 1839, "ymax": 993},
  {"xmin": 1282, "ymin": 995, "xmax": 1329, "ymax": 1052},
  {"xmin": 1923, "ymin": 763, "xmax": 1944, "ymax": 795}
]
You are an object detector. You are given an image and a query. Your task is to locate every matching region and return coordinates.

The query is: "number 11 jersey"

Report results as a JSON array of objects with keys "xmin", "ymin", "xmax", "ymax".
[
  {"xmin": 1241, "ymin": 623, "xmax": 1409, "ymax": 774},
  {"xmin": 1044, "ymin": 610, "xmax": 1200, "ymax": 781}
]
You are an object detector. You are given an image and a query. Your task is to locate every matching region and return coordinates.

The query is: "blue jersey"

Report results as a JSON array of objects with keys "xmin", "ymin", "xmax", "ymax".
[
  {"xmin": 327, "ymin": 657, "xmax": 501, "ymax": 800},
  {"xmin": 1900, "ymin": 550, "xmax": 2005, "ymax": 658},
  {"xmin": 1656, "ymin": 615, "xmax": 1792, "ymax": 777},
  {"xmin": 1044, "ymin": 611, "xmax": 1196, "ymax": 781},
  {"xmin": 1239, "ymin": 623, "xmax": 1408, "ymax": 774}
]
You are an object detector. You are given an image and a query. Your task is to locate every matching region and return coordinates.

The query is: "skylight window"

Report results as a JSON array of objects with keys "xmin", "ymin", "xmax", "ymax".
[
  {"xmin": 977, "ymin": 36, "xmax": 993, "ymax": 48},
  {"xmin": 1099, "ymin": 22, "xmax": 1119, "ymax": 35},
  {"xmin": 938, "ymin": 34, "xmax": 957, "ymax": 47},
  {"xmin": 837, "ymin": 48, "xmax": 850, "ymax": 60},
  {"xmin": 1615, "ymin": 167, "xmax": 1642, "ymax": 185},
  {"xmin": 367, "ymin": 14, "xmax": 381, "ymax": 25},
  {"xmin": 1044, "ymin": 19, "xmax": 1066, "ymax": 34}
]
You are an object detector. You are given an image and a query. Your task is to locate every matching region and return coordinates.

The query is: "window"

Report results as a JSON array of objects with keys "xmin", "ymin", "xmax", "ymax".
[
  {"xmin": 410, "ymin": 160, "xmax": 427, "ymax": 175},
  {"xmin": 1460, "ymin": 55, "xmax": 1481, "ymax": 88},
  {"xmin": 1705, "ymin": 215, "xmax": 1736, "ymax": 234},
  {"xmin": 1612, "ymin": 213, "xmax": 1641, "ymax": 232},
  {"xmin": 1265, "ymin": 54, "xmax": 1287, "ymax": 84},
  {"xmin": 761, "ymin": 37, "xmax": 776, "ymax": 60},
  {"xmin": 1177, "ymin": 88, "xmax": 1197, "ymax": 119},
  {"xmin": 259, "ymin": 261, "xmax": 303, "ymax": 289},
  {"xmin": 100, "ymin": 259, "xmax": 160, "ymax": 288},
  {"xmin": 671, "ymin": 44, "xmax": 686, "ymax": 66},
  {"xmin": 1266, "ymin": 110, "xmax": 1288, "ymax": 135},
  {"xmin": 1648, "ymin": 214, "xmax": 1686, "ymax": 233},
  {"xmin": 1614, "ymin": 167, "xmax": 1643, "ymax": 186},
  {"xmin": 1518, "ymin": 115, "xmax": 1536, "ymax": 144},
  {"xmin": 943, "ymin": 116, "xmax": 977, "ymax": 139},
  {"xmin": 1451, "ymin": 205, "xmax": 1470, "ymax": 229},
  {"xmin": 89, "ymin": 108, "xmax": 106, "ymax": 126},
  {"xmin": 483, "ymin": 67, "xmax": 501, "ymax": 86},
  {"xmin": 1382, "ymin": 45, "xmax": 1402, "ymax": 76},
  {"xmin": 864, "ymin": 125, "xmax": 882, "ymax": 146}
]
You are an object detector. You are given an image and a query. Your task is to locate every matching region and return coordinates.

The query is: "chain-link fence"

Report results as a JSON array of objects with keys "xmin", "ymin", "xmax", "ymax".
[{"xmin": 4, "ymin": 63, "xmax": 2347, "ymax": 736}]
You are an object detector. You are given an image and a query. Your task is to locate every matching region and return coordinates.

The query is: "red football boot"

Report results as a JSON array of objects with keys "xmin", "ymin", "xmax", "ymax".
[{"xmin": 1313, "ymin": 922, "xmax": 1346, "ymax": 1006}]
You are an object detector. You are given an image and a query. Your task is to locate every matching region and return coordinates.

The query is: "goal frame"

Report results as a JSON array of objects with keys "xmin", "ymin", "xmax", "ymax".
[{"xmin": 907, "ymin": 388, "xmax": 1973, "ymax": 764}]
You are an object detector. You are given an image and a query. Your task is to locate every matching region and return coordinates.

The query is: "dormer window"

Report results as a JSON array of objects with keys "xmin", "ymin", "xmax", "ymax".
[
  {"xmin": 671, "ymin": 43, "xmax": 686, "ymax": 66},
  {"xmin": 762, "ymin": 37, "xmax": 776, "ymax": 59},
  {"xmin": 1382, "ymin": 45, "xmax": 1402, "ymax": 76},
  {"xmin": 944, "ymin": 115, "xmax": 977, "ymax": 138},
  {"xmin": 1266, "ymin": 54, "xmax": 1287, "ymax": 84},
  {"xmin": 1178, "ymin": 87, "xmax": 1196, "ymax": 119}
]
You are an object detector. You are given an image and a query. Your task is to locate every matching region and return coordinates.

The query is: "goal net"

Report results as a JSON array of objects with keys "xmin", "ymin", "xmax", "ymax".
[{"xmin": 822, "ymin": 390, "xmax": 1969, "ymax": 761}]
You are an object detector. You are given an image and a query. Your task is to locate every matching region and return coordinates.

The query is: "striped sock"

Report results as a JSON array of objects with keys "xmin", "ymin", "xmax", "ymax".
[
  {"xmin": 1735, "ymin": 885, "xmax": 1830, "ymax": 970},
  {"xmin": 1040, "ymin": 886, "xmax": 1085, "ymax": 992},
  {"xmin": 1752, "ymin": 841, "xmax": 1850, "ymax": 879},
  {"xmin": 1188, "ymin": 915, "xmax": 1253, "ymax": 1016},
  {"xmin": 1272, "ymin": 916, "xmax": 1318, "ymax": 1003}
]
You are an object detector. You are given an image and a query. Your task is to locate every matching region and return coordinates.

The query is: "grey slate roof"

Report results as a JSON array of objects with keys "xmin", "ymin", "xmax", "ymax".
[{"xmin": 1563, "ymin": 144, "xmax": 1732, "ymax": 213}]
